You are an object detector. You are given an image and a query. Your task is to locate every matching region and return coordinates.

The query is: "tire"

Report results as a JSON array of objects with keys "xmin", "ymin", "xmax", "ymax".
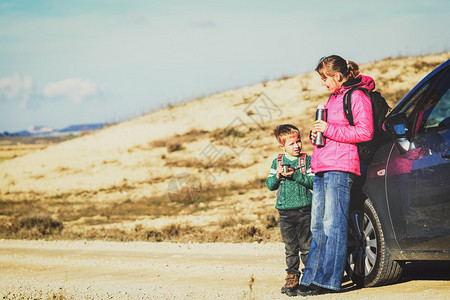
[{"xmin": 346, "ymin": 198, "xmax": 404, "ymax": 287}]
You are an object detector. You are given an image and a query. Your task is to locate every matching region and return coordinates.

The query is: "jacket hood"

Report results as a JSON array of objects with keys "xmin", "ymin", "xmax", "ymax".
[{"xmin": 338, "ymin": 74, "xmax": 375, "ymax": 95}]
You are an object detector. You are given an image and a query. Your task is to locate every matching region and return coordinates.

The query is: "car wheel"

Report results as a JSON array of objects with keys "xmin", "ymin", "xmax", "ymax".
[{"xmin": 347, "ymin": 198, "xmax": 404, "ymax": 287}]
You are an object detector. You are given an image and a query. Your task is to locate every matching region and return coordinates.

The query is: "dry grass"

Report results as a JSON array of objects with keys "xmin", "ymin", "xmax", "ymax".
[
  {"xmin": 148, "ymin": 129, "xmax": 210, "ymax": 149},
  {"xmin": 0, "ymin": 177, "xmax": 279, "ymax": 242},
  {"xmin": 0, "ymin": 136, "xmax": 76, "ymax": 162},
  {"xmin": 0, "ymin": 145, "xmax": 44, "ymax": 162}
]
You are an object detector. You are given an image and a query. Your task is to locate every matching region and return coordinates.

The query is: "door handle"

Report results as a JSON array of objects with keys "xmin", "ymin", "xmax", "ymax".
[{"xmin": 442, "ymin": 151, "xmax": 450, "ymax": 159}]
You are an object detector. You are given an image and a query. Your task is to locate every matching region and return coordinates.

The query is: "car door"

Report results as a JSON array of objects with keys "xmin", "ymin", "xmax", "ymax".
[{"xmin": 385, "ymin": 64, "xmax": 450, "ymax": 252}]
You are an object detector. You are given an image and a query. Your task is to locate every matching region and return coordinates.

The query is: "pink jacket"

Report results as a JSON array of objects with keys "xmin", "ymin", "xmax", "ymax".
[{"xmin": 311, "ymin": 75, "xmax": 375, "ymax": 176}]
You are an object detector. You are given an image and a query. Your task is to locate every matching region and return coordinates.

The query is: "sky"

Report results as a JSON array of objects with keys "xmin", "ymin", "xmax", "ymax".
[{"xmin": 0, "ymin": 0, "xmax": 449, "ymax": 132}]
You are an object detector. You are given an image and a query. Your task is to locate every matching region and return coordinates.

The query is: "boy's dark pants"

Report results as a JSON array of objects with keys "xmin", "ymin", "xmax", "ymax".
[{"xmin": 278, "ymin": 206, "xmax": 312, "ymax": 275}]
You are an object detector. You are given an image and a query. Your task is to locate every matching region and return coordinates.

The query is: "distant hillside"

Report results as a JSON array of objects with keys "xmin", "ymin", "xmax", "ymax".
[
  {"xmin": 0, "ymin": 52, "xmax": 448, "ymax": 242},
  {"xmin": 4, "ymin": 123, "xmax": 107, "ymax": 137}
]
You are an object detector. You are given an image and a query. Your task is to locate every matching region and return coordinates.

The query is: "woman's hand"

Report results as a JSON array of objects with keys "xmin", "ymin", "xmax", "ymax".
[
  {"xmin": 311, "ymin": 120, "xmax": 327, "ymax": 141},
  {"xmin": 313, "ymin": 120, "xmax": 327, "ymax": 134}
]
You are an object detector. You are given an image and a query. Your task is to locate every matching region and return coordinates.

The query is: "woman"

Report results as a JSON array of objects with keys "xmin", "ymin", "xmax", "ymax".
[{"xmin": 298, "ymin": 55, "xmax": 374, "ymax": 296}]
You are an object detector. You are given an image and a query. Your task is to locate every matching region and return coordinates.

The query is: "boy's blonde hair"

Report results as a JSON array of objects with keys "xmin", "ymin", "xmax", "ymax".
[{"xmin": 273, "ymin": 124, "xmax": 300, "ymax": 145}]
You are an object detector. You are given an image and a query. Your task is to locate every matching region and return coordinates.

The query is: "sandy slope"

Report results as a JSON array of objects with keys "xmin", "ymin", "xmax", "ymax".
[{"xmin": 0, "ymin": 240, "xmax": 449, "ymax": 299}]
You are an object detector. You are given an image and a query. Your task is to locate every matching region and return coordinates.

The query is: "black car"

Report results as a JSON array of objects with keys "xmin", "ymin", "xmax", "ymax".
[{"xmin": 346, "ymin": 59, "xmax": 450, "ymax": 287}]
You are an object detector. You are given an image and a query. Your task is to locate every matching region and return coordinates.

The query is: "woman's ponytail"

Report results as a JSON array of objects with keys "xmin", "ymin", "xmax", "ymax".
[
  {"xmin": 346, "ymin": 60, "xmax": 360, "ymax": 79},
  {"xmin": 316, "ymin": 55, "xmax": 360, "ymax": 81}
]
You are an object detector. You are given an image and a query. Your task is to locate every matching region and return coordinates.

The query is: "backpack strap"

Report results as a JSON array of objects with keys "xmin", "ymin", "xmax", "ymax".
[
  {"xmin": 277, "ymin": 153, "xmax": 284, "ymax": 169},
  {"xmin": 298, "ymin": 153, "xmax": 307, "ymax": 175},
  {"xmin": 276, "ymin": 153, "xmax": 284, "ymax": 205},
  {"xmin": 343, "ymin": 87, "xmax": 369, "ymax": 127}
]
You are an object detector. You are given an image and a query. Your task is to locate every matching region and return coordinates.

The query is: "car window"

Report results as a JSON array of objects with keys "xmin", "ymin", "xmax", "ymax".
[
  {"xmin": 397, "ymin": 83, "xmax": 429, "ymax": 120},
  {"xmin": 420, "ymin": 90, "xmax": 450, "ymax": 130},
  {"xmin": 395, "ymin": 82, "xmax": 432, "ymax": 135},
  {"xmin": 395, "ymin": 65, "xmax": 449, "ymax": 135},
  {"xmin": 416, "ymin": 68, "xmax": 450, "ymax": 133}
]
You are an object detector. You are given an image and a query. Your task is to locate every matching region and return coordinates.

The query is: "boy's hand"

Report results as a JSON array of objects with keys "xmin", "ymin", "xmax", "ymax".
[{"xmin": 276, "ymin": 165, "xmax": 295, "ymax": 179}]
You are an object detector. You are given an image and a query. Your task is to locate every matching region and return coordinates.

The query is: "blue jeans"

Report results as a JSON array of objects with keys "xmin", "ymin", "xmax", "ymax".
[
  {"xmin": 300, "ymin": 171, "xmax": 355, "ymax": 291},
  {"xmin": 279, "ymin": 207, "xmax": 312, "ymax": 275}
]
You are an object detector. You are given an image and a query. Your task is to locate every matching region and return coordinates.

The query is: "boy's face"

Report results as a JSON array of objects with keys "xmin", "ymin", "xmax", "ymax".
[{"xmin": 280, "ymin": 133, "xmax": 302, "ymax": 156}]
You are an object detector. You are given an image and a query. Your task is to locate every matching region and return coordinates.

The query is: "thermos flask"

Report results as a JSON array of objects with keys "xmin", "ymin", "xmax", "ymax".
[{"xmin": 314, "ymin": 105, "xmax": 326, "ymax": 146}]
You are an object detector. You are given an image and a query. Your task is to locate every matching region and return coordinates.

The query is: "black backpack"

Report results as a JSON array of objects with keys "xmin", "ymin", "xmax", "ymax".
[{"xmin": 343, "ymin": 87, "xmax": 391, "ymax": 165}]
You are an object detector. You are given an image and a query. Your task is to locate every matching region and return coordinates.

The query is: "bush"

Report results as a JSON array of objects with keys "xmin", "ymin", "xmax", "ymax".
[
  {"xmin": 237, "ymin": 225, "xmax": 262, "ymax": 241},
  {"xmin": 263, "ymin": 214, "xmax": 279, "ymax": 229},
  {"xmin": 0, "ymin": 216, "xmax": 64, "ymax": 239},
  {"xmin": 145, "ymin": 222, "xmax": 199, "ymax": 242},
  {"xmin": 19, "ymin": 216, "xmax": 64, "ymax": 235},
  {"xmin": 167, "ymin": 142, "xmax": 184, "ymax": 152}
]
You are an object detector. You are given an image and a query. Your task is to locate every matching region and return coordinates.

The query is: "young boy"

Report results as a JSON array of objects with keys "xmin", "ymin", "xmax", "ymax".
[{"xmin": 266, "ymin": 124, "xmax": 313, "ymax": 296}]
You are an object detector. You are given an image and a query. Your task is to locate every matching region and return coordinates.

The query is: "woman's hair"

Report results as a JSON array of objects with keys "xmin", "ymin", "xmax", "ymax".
[
  {"xmin": 273, "ymin": 124, "xmax": 300, "ymax": 145},
  {"xmin": 315, "ymin": 55, "xmax": 360, "ymax": 82}
]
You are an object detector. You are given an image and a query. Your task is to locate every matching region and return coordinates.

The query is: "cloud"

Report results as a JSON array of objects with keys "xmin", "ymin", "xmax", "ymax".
[
  {"xmin": 43, "ymin": 78, "xmax": 105, "ymax": 103},
  {"xmin": 122, "ymin": 12, "xmax": 146, "ymax": 24},
  {"xmin": 0, "ymin": 73, "xmax": 32, "ymax": 102},
  {"xmin": 192, "ymin": 16, "xmax": 217, "ymax": 28}
]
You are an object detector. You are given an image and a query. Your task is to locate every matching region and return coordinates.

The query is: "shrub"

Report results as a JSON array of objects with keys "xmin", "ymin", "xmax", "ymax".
[
  {"xmin": 146, "ymin": 230, "xmax": 163, "ymax": 242},
  {"xmin": 144, "ymin": 222, "xmax": 198, "ymax": 242},
  {"xmin": 18, "ymin": 216, "xmax": 64, "ymax": 235},
  {"xmin": 238, "ymin": 225, "xmax": 262, "ymax": 241},
  {"xmin": 263, "ymin": 214, "xmax": 279, "ymax": 229},
  {"xmin": 0, "ymin": 215, "xmax": 64, "ymax": 239},
  {"xmin": 167, "ymin": 142, "xmax": 184, "ymax": 152}
]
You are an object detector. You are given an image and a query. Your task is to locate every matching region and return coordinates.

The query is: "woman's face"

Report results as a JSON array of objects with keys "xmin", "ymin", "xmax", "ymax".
[{"xmin": 320, "ymin": 72, "xmax": 342, "ymax": 94}]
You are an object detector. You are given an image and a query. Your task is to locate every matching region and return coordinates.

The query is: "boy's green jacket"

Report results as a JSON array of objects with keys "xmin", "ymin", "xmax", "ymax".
[{"xmin": 266, "ymin": 154, "xmax": 314, "ymax": 210}]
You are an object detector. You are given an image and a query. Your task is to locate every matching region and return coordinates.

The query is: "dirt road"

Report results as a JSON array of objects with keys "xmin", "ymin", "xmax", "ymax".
[{"xmin": 0, "ymin": 240, "xmax": 449, "ymax": 299}]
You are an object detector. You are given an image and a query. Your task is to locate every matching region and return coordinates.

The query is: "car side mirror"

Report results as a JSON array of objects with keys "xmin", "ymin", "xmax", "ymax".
[{"xmin": 383, "ymin": 113, "xmax": 414, "ymax": 154}]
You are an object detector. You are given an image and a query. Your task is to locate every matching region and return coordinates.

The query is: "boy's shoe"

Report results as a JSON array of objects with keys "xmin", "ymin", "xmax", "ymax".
[{"xmin": 281, "ymin": 273, "xmax": 299, "ymax": 295}]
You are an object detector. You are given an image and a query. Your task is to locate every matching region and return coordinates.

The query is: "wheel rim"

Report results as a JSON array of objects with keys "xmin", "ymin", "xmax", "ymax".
[{"xmin": 347, "ymin": 211, "xmax": 378, "ymax": 277}]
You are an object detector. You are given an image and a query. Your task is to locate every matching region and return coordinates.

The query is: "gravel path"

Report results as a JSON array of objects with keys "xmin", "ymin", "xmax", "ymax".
[{"xmin": 0, "ymin": 240, "xmax": 449, "ymax": 299}]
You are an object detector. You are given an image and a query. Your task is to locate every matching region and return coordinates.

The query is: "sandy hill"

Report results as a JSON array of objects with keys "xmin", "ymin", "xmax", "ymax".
[{"xmin": 0, "ymin": 52, "xmax": 448, "ymax": 241}]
